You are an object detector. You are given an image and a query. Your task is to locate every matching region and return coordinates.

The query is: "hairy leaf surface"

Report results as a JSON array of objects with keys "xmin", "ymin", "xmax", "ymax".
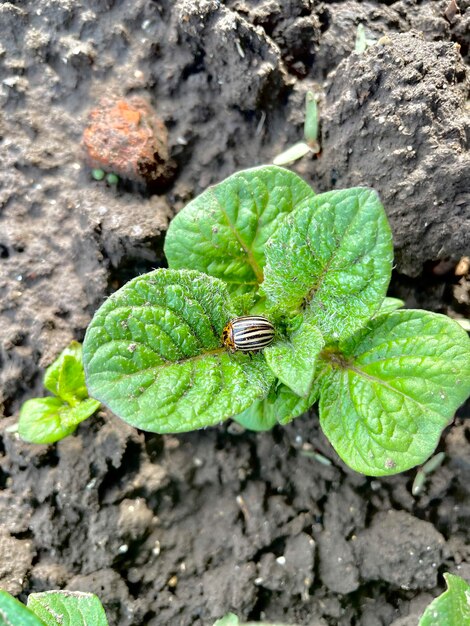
[
  {"xmin": 264, "ymin": 316, "xmax": 324, "ymax": 397},
  {"xmin": 83, "ymin": 270, "xmax": 274, "ymax": 433},
  {"xmin": 318, "ymin": 310, "xmax": 470, "ymax": 475},
  {"xmin": 263, "ymin": 188, "xmax": 393, "ymax": 341},
  {"xmin": 44, "ymin": 341, "xmax": 88, "ymax": 405},
  {"xmin": 28, "ymin": 591, "xmax": 108, "ymax": 626},
  {"xmin": 164, "ymin": 166, "xmax": 315, "ymax": 296}
]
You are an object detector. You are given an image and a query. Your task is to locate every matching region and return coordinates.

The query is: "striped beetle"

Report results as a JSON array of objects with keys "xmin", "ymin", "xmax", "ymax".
[{"xmin": 222, "ymin": 315, "xmax": 275, "ymax": 353}]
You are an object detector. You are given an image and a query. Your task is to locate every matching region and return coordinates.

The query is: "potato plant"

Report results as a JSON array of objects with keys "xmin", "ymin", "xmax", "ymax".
[{"xmin": 78, "ymin": 166, "xmax": 470, "ymax": 476}]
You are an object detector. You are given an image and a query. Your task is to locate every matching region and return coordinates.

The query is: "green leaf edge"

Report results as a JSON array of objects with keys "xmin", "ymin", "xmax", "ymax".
[
  {"xmin": 418, "ymin": 573, "xmax": 470, "ymax": 626},
  {"xmin": 27, "ymin": 591, "xmax": 109, "ymax": 626},
  {"xmin": 0, "ymin": 590, "xmax": 47, "ymax": 626}
]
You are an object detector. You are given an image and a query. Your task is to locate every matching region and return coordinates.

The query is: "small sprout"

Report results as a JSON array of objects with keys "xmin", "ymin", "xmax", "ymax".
[
  {"xmin": 273, "ymin": 91, "xmax": 321, "ymax": 165},
  {"xmin": 412, "ymin": 452, "xmax": 446, "ymax": 496},
  {"xmin": 106, "ymin": 172, "xmax": 119, "ymax": 185},
  {"xmin": 273, "ymin": 142, "xmax": 312, "ymax": 166},
  {"xmin": 91, "ymin": 168, "xmax": 105, "ymax": 181},
  {"xmin": 355, "ymin": 24, "xmax": 368, "ymax": 53},
  {"xmin": 300, "ymin": 449, "xmax": 333, "ymax": 466},
  {"xmin": 304, "ymin": 90, "xmax": 320, "ymax": 152},
  {"xmin": 355, "ymin": 24, "xmax": 376, "ymax": 54},
  {"xmin": 235, "ymin": 39, "xmax": 245, "ymax": 59},
  {"xmin": 412, "ymin": 469, "xmax": 426, "ymax": 496},
  {"xmin": 422, "ymin": 451, "xmax": 445, "ymax": 474},
  {"xmin": 18, "ymin": 341, "xmax": 100, "ymax": 444}
]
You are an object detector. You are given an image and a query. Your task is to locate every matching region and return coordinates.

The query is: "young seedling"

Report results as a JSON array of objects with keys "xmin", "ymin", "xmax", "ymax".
[
  {"xmin": 273, "ymin": 91, "xmax": 320, "ymax": 166},
  {"xmin": 0, "ymin": 589, "xmax": 109, "ymax": 626},
  {"xmin": 411, "ymin": 451, "xmax": 446, "ymax": 496},
  {"xmin": 18, "ymin": 341, "xmax": 100, "ymax": 444},
  {"xmin": 81, "ymin": 166, "xmax": 470, "ymax": 476},
  {"xmin": 355, "ymin": 23, "xmax": 376, "ymax": 54}
]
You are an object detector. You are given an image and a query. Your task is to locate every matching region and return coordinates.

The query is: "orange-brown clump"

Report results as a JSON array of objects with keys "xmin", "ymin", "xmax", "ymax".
[{"xmin": 82, "ymin": 96, "xmax": 173, "ymax": 187}]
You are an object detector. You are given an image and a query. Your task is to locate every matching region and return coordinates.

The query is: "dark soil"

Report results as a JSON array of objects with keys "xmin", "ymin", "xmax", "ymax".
[{"xmin": 0, "ymin": 1, "xmax": 469, "ymax": 624}]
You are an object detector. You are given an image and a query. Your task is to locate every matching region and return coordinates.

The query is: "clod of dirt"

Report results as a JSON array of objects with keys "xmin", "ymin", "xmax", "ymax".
[
  {"xmin": 229, "ymin": 0, "xmax": 321, "ymax": 77},
  {"xmin": 175, "ymin": 0, "xmax": 287, "ymax": 111},
  {"xmin": 0, "ymin": 530, "xmax": 35, "ymax": 595},
  {"xmin": 317, "ymin": 531, "xmax": 359, "ymax": 594},
  {"xmin": 202, "ymin": 561, "xmax": 258, "ymax": 620},
  {"xmin": 257, "ymin": 532, "xmax": 315, "ymax": 595},
  {"xmin": 118, "ymin": 498, "xmax": 155, "ymax": 541},
  {"xmin": 82, "ymin": 96, "xmax": 174, "ymax": 188},
  {"xmin": 29, "ymin": 562, "xmax": 69, "ymax": 592},
  {"xmin": 315, "ymin": 31, "xmax": 470, "ymax": 277},
  {"xmin": 67, "ymin": 568, "xmax": 141, "ymax": 623},
  {"xmin": 389, "ymin": 591, "xmax": 434, "ymax": 626},
  {"xmin": 353, "ymin": 510, "xmax": 445, "ymax": 589}
]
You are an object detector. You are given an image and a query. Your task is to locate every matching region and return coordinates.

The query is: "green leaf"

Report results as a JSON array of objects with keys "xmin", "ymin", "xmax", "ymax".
[
  {"xmin": 44, "ymin": 341, "xmax": 88, "ymax": 405},
  {"xmin": 262, "ymin": 188, "xmax": 393, "ymax": 342},
  {"xmin": 27, "ymin": 591, "xmax": 108, "ymax": 626},
  {"xmin": 65, "ymin": 398, "xmax": 101, "ymax": 425},
  {"xmin": 164, "ymin": 166, "xmax": 315, "ymax": 297},
  {"xmin": 234, "ymin": 382, "xmax": 319, "ymax": 430},
  {"xmin": 233, "ymin": 404, "xmax": 278, "ymax": 431},
  {"xmin": 213, "ymin": 615, "xmax": 240, "ymax": 626},
  {"xmin": 83, "ymin": 269, "xmax": 275, "ymax": 433},
  {"xmin": 264, "ymin": 316, "xmax": 324, "ymax": 397},
  {"xmin": 0, "ymin": 591, "xmax": 46, "ymax": 626},
  {"xmin": 374, "ymin": 297, "xmax": 405, "ymax": 316},
  {"xmin": 18, "ymin": 397, "xmax": 100, "ymax": 444},
  {"xmin": 318, "ymin": 310, "xmax": 470, "ymax": 476},
  {"xmin": 418, "ymin": 573, "xmax": 470, "ymax": 626}
]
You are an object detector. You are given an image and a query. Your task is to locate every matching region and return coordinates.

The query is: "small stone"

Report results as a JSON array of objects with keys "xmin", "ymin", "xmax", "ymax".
[{"xmin": 82, "ymin": 96, "xmax": 174, "ymax": 188}]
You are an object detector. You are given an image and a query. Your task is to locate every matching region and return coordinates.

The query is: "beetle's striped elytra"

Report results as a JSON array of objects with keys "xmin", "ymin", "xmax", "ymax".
[{"xmin": 222, "ymin": 315, "xmax": 275, "ymax": 353}]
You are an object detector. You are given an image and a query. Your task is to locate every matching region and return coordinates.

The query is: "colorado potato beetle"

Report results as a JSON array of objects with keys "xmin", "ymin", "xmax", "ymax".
[{"xmin": 222, "ymin": 315, "xmax": 275, "ymax": 353}]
